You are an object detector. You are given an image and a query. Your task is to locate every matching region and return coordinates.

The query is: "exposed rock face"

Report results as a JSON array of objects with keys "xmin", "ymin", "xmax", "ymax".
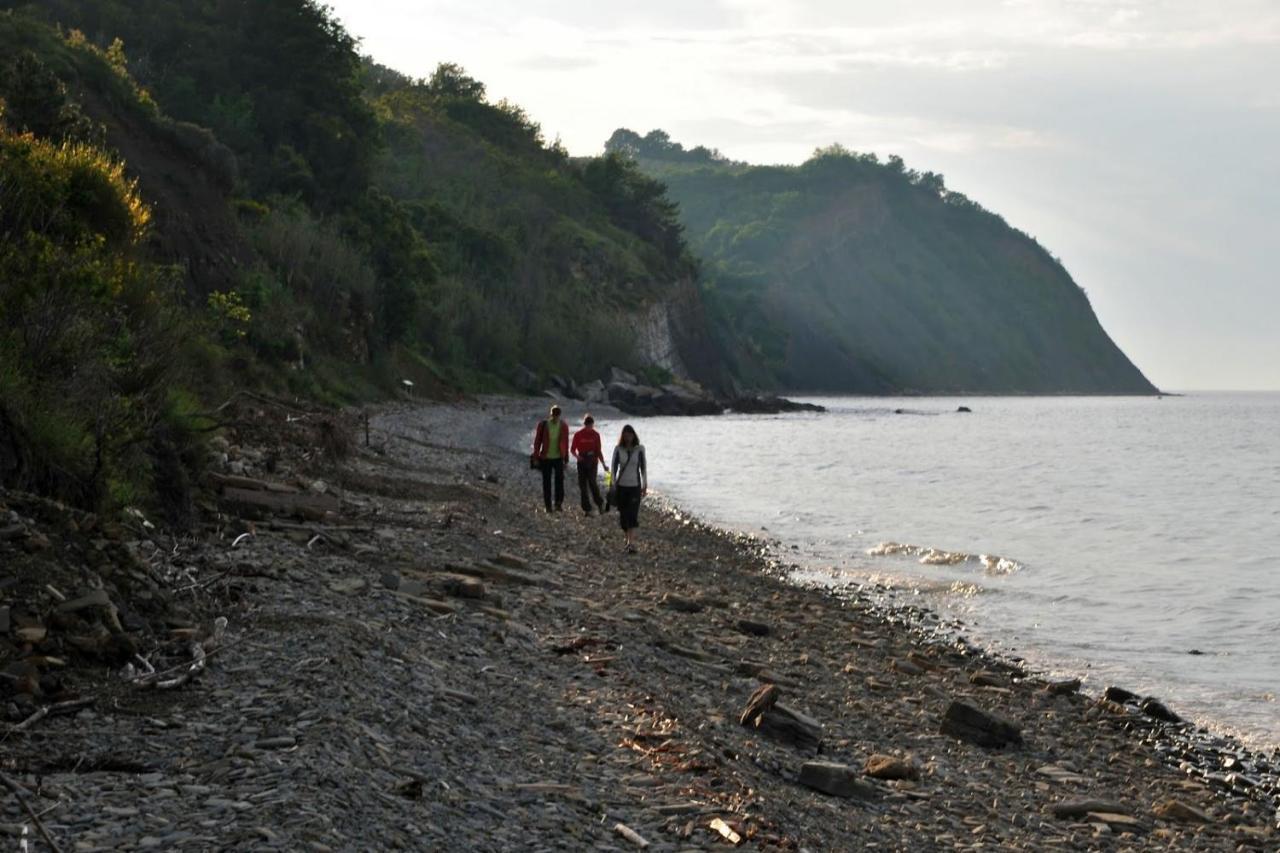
[{"xmin": 633, "ymin": 302, "xmax": 689, "ymax": 379}]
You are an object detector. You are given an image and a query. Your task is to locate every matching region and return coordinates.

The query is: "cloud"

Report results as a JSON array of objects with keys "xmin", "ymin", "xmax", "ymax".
[{"xmin": 516, "ymin": 55, "xmax": 598, "ymax": 72}]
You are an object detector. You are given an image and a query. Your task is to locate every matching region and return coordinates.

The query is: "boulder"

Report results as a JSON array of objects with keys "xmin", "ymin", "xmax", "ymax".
[
  {"xmin": 798, "ymin": 761, "xmax": 878, "ymax": 799},
  {"xmin": 939, "ymin": 700, "xmax": 1023, "ymax": 748},
  {"xmin": 1139, "ymin": 696, "xmax": 1181, "ymax": 723},
  {"xmin": 579, "ymin": 379, "xmax": 607, "ymax": 404},
  {"xmin": 1103, "ymin": 685, "xmax": 1139, "ymax": 705},
  {"xmin": 1044, "ymin": 678, "xmax": 1081, "ymax": 696},
  {"xmin": 610, "ymin": 366, "xmax": 639, "ymax": 385}
]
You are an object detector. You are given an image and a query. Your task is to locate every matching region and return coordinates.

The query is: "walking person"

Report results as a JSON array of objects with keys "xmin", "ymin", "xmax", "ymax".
[
  {"xmin": 609, "ymin": 424, "xmax": 647, "ymax": 552},
  {"xmin": 531, "ymin": 405, "xmax": 569, "ymax": 512},
  {"xmin": 571, "ymin": 414, "xmax": 606, "ymax": 515}
]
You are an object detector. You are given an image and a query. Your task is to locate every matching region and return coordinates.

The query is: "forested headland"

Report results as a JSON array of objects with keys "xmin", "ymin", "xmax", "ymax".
[{"xmin": 606, "ymin": 128, "xmax": 1157, "ymax": 395}]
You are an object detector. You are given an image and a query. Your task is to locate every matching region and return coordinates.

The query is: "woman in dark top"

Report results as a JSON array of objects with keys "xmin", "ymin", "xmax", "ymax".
[{"xmin": 609, "ymin": 424, "xmax": 647, "ymax": 553}]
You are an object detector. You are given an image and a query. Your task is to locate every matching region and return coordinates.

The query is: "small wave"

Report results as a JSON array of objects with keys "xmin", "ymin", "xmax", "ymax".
[{"xmin": 867, "ymin": 541, "xmax": 1023, "ymax": 575}]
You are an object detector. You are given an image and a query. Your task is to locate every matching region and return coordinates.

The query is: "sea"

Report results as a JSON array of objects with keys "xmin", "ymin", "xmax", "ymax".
[{"xmin": 594, "ymin": 393, "xmax": 1280, "ymax": 750}]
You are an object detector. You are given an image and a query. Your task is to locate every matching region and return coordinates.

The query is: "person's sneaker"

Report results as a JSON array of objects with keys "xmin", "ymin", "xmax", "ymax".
[{"xmin": 625, "ymin": 543, "xmax": 637, "ymax": 554}]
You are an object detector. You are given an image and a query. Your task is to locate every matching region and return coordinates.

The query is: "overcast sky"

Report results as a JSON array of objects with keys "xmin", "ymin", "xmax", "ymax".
[{"xmin": 327, "ymin": 0, "xmax": 1279, "ymax": 390}]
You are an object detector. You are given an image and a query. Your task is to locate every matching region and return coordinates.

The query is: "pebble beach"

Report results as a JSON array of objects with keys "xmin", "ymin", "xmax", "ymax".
[{"xmin": 2, "ymin": 396, "xmax": 1277, "ymax": 851}]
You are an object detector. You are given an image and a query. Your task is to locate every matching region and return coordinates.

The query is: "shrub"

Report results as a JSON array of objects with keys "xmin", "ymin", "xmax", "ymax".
[{"xmin": 0, "ymin": 129, "xmax": 183, "ymax": 510}]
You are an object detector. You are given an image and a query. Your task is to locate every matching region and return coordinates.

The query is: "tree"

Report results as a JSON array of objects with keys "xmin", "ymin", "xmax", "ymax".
[{"xmin": 427, "ymin": 62, "xmax": 486, "ymax": 101}]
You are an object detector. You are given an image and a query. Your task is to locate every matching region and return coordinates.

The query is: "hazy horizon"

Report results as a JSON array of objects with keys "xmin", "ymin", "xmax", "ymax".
[{"xmin": 326, "ymin": 0, "xmax": 1280, "ymax": 391}]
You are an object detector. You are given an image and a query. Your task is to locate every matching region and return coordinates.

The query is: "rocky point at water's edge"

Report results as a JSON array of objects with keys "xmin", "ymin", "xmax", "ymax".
[
  {"xmin": 520, "ymin": 366, "xmax": 826, "ymax": 417},
  {"xmin": 0, "ymin": 395, "xmax": 1276, "ymax": 851}
]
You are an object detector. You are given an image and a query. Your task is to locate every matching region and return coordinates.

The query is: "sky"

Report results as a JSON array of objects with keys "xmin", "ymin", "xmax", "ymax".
[{"xmin": 326, "ymin": 0, "xmax": 1280, "ymax": 390}]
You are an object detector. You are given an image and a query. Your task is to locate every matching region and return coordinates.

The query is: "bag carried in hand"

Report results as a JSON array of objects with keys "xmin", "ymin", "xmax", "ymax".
[
  {"xmin": 529, "ymin": 454, "xmax": 540, "ymax": 470},
  {"xmin": 604, "ymin": 470, "xmax": 616, "ymax": 506}
]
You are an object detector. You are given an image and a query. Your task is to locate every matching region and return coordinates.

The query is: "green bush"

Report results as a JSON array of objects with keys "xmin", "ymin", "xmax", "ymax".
[{"xmin": 0, "ymin": 129, "xmax": 184, "ymax": 510}]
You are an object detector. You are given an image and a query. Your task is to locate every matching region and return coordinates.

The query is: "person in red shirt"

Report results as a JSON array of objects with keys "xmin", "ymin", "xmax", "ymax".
[
  {"xmin": 570, "ymin": 413, "xmax": 606, "ymax": 515},
  {"xmin": 531, "ymin": 405, "xmax": 570, "ymax": 512}
]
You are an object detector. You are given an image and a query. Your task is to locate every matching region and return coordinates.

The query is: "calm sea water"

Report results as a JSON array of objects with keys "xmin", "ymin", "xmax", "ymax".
[{"xmin": 595, "ymin": 393, "xmax": 1280, "ymax": 749}]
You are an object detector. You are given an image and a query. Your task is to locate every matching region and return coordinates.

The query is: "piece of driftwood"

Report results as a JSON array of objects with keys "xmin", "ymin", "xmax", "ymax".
[
  {"xmin": 0, "ymin": 772, "xmax": 64, "ymax": 853},
  {"xmin": 220, "ymin": 487, "xmax": 340, "ymax": 519},
  {"xmin": 5, "ymin": 698, "xmax": 94, "ymax": 737},
  {"xmin": 757, "ymin": 703, "xmax": 823, "ymax": 751},
  {"xmin": 613, "ymin": 822, "xmax": 649, "ymax": 848}
]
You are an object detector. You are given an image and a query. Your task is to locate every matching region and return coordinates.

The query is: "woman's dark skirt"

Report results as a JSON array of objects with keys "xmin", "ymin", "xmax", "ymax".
[{"xmin": 616, "ymin": 485, "xmax": 642, "ymax": 531}]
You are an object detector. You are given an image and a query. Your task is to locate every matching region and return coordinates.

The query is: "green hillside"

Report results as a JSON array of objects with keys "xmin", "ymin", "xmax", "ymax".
[
  {"xmin": 608, "ymin": 129, "xmax": 1157, "ymax": 394},
  {"xmin": 0, "ymin": 4, "xmax": 711, "ymax": 515}
]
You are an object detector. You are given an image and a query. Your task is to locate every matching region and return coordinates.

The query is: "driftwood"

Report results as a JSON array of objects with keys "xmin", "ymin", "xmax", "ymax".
[
  {"xmin": 129, "ymin": 618, "xmax": 229, "ymax": 689},
  {"xmin": 613, "ymin": 822, "xmax": 649, "ymax": 848},
  {"xmin": 219, "ymin": 487, "xmax": 340, "ymax": 519},
  {"xmin": 757, "ymin": 703, "xmax": 823, "ymax": 751},
  {"xmin": 208, "ymin": 472, "xmax": 296, "ymax": 493},
  {"xmin": 0, "ymin": 772, "xmax": 64, "ymax": 853},
  {"xmin": 4, "ymin": 698, "xmax": 94, "ymax": 737}
]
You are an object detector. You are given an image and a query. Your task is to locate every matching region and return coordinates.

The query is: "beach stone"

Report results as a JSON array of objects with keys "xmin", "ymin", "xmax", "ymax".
[
  {"xmin": 55, "ymin": 584, "xmax": 114, "ymax": 612},
  {"xmin": 735, "ymin": 618, "xmax": 771, "ymax": 637},
  {"xmin": 443, "ymin": 576, "xmax": 486, "ymax": 599},
  {"xmin": 798, "ymin": 761, "xmax": 878, "ymax": 799},
  {"xmin": 14, "ymin": 624, "xmax": 46, "ymax": 644},
  {"xmin": 1139, "ymin": 697, "xmax": 1181, "ymax": 723},
  {"xmin": 1152, "ymin": 799, "xmax": 1211, "ymax": 823},
  {"xmin": 327, "ymin": 577, "xmax": 367, "ymax": 595},
  {"xmin": 491, "ymin": 552, "xmax": 528, "ymax": 570},
  {"xmin": 659, "ymin": 593, "xmax": 703, "ymax": 613},
  {"xmin": 1052, "ymin": 799, "xmax": 1130, "ymax": 819},
  {"xmin": 1104, "ymin": 686, "xmax": 1139, "ymax": 705},
  {"xmin": 969, "ymin": 669, "xmax": 1005, "ymax": 687},
  {"xmin": 892, "ymin": 658, "xmax": 923, "ymax": 677},
  {"xmin": 1086, "ymin": 812, "xmax": 1145, "ymax": 832},
  {"xmin": 939, "ymin": 700, "xmax": 1022, "ymax": 748},
  {"xmin": 864, "ymin": 754, "xmax": 919, "ymax": 781},
  {"xmin": 255, "ymin": 735, "xmax": 297, "ymax": 750},
  {"xmin": 1044, "ymin": 678, "xmax": 1081, "ymax": 696}
]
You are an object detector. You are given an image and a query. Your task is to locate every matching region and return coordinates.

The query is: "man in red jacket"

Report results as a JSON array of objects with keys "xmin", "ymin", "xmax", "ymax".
[
  {"xmin": 531, "ymin": 405, "xmax": 569, "ymax": 512},
  {"xmin": 570, "ymin": 414, "xmax": 606, "ymax": 515}
]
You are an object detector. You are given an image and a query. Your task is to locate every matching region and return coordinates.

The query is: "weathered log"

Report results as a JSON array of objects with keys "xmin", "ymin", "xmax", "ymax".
[
  {"xmin": 219, "ymin": 486, "xmax": 340, "ymax": 519},
  {"xmin": 757, "ymin": 702, "xmax": 822, "ymax": 751}
]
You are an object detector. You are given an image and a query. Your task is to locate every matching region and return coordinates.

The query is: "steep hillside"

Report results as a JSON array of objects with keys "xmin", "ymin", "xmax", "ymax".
[
  {"xmin": 609, "ymin": 129, "xmax": 1157, "ymax": 395},
  {"xmin": 0, "ymin": 6, "xmax": 717, "ymax": 516},
  {"xmin": 3, "ymin": 2, "xmax": 718, "ymax": 394}
]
